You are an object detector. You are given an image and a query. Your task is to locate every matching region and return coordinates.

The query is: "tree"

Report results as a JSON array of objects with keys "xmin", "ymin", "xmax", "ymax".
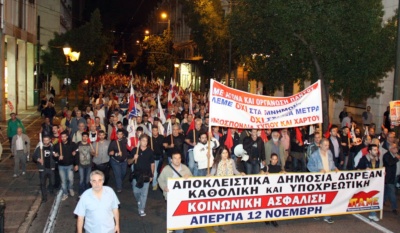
[
  {"xmin": 144, "ymin": 31, "xmax": 174, "ymax": 79},
  {"xmin": 229, "ymin": 0, "xmax": 396, "ymax": 131},
  {"xmin": 41, "ymin": 9, "xmax": 113, "ymax": 90},
  {"xmin": 179, "ymin": 0, "xmax": 230, "ymax": 79}
]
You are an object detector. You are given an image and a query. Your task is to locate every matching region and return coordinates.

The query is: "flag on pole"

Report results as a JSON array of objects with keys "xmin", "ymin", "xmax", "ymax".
[
  {"xmin": 127, "ymin": 119, "xmax": 138, "ymax": 151},
  {"xmin": 309, "ymin": 125, "xmax": 315, "ymax": 135},
  {"xmin": 295, "ymin": 127, "xmax": 303, "ymax": 145},
  {"xmin": 260, "ymin": 130, "xmax": 268, "ymax": 142},
  {"xmin": 324, "ymin": 123, "xmax": 332, "ymax": 138},
  {"xmin": 187, "ymin": 119, "xmax": 195, "ymax": 135},
  {"xmin": 158, "ymin": 93, "xmax": 166, "ymax": 124},
  {"xmin": 189, "ymin": 92, "xmax": 193, "ymax": 115},
  {"xmin": 168, "ymin": 78, "xmax": 176, "ymax": 107},
  {"xmin": 128, "ymin": 82, "xmax": 139, "ymax": 118},
  {"xmin": 167, "ymin": 121, "xmax": 172, "ymax": 136},
  {"xmin": 224, "ymin": 128, "xmax": 234, "ymax": 151}
]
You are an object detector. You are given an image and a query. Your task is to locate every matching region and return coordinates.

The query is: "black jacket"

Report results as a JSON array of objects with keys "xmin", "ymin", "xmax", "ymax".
[
  {"xmin": 53, "ymin": 141, "xmax": 78, "ymax": 166},
  {"xmin": 243, "ymin": 136, "xmax": 265, "ymax": 161},
  {"xmin": 328, "ymin": 136, "xmax": 344, "ymax": 162},
  {"xmin": 383, "ymin": 151, "xmax": 399, "ymax": 184}
]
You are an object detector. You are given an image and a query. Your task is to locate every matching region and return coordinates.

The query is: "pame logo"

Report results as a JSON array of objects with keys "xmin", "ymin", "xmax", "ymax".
[{"xmin": 347, "ymin": 191, "xmax": 379, "ymax": 212}]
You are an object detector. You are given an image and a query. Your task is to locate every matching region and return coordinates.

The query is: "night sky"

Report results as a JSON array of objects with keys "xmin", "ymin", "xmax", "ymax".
[{"xmin": 82, "ymin": 0, "xmax": 160, "ymax": 53}]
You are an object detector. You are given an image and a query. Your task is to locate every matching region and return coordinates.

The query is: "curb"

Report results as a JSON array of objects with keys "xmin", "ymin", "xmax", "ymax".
[{"xmin": 17, "ymin": 190, "xmax": 42, "ymax": 233}]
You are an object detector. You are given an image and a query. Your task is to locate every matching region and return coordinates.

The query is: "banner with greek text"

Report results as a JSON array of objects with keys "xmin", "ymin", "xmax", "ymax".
[
  {"xmin": 209, "ymin": 79, "xmax": 322, "ymax": 129},
  {"xmin": 167, "ymin": 169, "xmax": 384, "ymax": 230},
  {"xmin": 389, "ymin": 100, "xmax": 400, "ymax": 126}
]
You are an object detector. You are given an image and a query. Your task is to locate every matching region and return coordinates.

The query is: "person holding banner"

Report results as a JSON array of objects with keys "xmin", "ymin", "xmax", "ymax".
[
  {"xmin": 264, "ymin": 130, "xmax": 286, "ymax": 172},
  {"xmin": 243, "ymin": 129, "xmax": 265, "ymax": 175},
  {"xmin": 158, "ymin": 152, "xmax": 191, "ymax": 233},
  {"xmin": 383, "ymin": 143, "xmax": 400, "ymax": 215},
  {"xmin": 355, "ymin": 144, "xmax": 380, "ymax": 221},
  {"xmin": 194, "ymin": 131, "xmax": 220, "ymax": 176},
  {"xmin": 307, "ymin": 138, "xmax": 339, "ymax": 224},
  {"xmin": 328, "ymin": 125, "xmax": 344, "ymax": 170},
  {"xmin": 32, "ymin": 134, "xmax": 55, "ymax": 203}
]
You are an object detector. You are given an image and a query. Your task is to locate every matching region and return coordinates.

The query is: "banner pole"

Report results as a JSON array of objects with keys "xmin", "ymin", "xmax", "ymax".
[{"xmin": 207, "ymin": 133, "xmax": 211, "ymax": 176}]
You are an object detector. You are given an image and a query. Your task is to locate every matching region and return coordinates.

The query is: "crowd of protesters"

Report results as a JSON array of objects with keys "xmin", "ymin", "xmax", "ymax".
[{"xmin": 5, "ymin": 73, "xmax": 399, "ymax": 232}]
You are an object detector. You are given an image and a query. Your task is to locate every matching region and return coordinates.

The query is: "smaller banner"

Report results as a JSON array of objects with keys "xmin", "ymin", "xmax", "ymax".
[
  {"xmin": 167, "ymin": 169, "xmax": 384, "ymax": 230},
  {"xmin": 209, "ymin": 79, "xmax": 323, "ymax": 129},
  {"xmin": 389, "ymin": 100, "xmax": 400, "ymax": 126}
]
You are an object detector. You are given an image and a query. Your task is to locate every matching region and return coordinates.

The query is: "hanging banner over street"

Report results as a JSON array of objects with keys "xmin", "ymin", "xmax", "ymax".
[
  {"xmin": 389, "ymin": 100, "xmax": 400, "ymax": 126},
  {"xmin": 167, "ymin": 169, "xmax": 384, "ymax": 230},
  {"xmin": 209, "ymin": 79, "xmax": 323, "ymax": 129}
]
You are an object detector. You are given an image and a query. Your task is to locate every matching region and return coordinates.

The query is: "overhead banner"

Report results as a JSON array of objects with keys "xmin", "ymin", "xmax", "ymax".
[
  {"xmin": 167, "ymin": 169, "xmax": 384, "ymax": 230},
  {"xmin": 209, "ymin": 79, "xmax": 323, "ymax": 129},
  {"xmin": 389, "ymin": 100, "xmax": 400, "ymax": 126}
]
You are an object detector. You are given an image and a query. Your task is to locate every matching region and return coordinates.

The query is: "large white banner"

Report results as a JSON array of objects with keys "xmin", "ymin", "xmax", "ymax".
[
  {"xmin": 167, "ymin": 169, "xmax": 384, "ymax": 230},
  {"xmin": 209, "ymin": 79, "xmax": 323, "ymax": 129}
]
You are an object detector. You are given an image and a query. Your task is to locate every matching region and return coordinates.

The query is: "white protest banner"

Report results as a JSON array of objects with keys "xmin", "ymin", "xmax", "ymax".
[
  {"xmin": 389, "ymin": 100, "xmax": 400, "ymax": 126},
  {"xmin": 167, "ymin": 169, "xmax": 384, "ymax": 230},
  {"xmin": 209, "ymin": 79, "xmax": 322, "ymax": 129}
]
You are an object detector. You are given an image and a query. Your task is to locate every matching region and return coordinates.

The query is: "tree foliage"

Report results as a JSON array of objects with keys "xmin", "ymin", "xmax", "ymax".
[
  {"xmin": 41, "ymin": 9, "xmax": 113, "ymax": 89},
  {"xmin": 179, "ymin": 0, "xmax": 230, "ymax": 78},
  {"xmin": 144, "ymin": 31, "xmax": 174, "ymax": 79},
  {"xmin": 229, "ymin": 0, "xmax": 396, "ymax": 129}
]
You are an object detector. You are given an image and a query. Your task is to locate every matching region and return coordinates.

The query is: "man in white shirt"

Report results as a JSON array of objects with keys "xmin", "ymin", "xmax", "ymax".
[{"xmin": 11, "ymin": 127, "xmax": 30, "ymax": 177}]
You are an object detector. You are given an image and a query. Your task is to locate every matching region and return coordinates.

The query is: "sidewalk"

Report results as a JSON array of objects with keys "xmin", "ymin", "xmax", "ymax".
[{"xmin": 0, "ymin": 106, "xmax": 48, "ymax": 233}]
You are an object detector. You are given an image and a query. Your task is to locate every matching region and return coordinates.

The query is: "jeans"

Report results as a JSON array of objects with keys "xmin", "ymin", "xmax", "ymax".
[
  {"xmin": 197, "ymin": 168, "xmax": 208, "ymax": 177},
  {"xmin": 369, "ymin": 211, "xmax": 377, "ymax": 218},
  {"xmin": 14, "ymin": 150, "xmax": 27, "ymax": 174},
  {"xmin": 384, "ymin": 184, "xmax": 398, "ymax": 210},
  {"xmin": 188, "ymin": 150, "xmax": 198, "ymax": 176},
  {"xmin": 346, "ymin": 152, "xmax": 355, "ymax": 170},
  {"xmin": 291, "ymin": 152, "xmax": 306, "ymax": 172},
  {"xmin": 132, "ymin": 179, "xmax": 150, "ymax": 212},
  {"xmin": 59, "ymin": 165, "xmax": 74, "ymax": 195},
  {"xmin": 79, "ymin": 166, "xmax": 91, "ymax": 195},
  {"xmin": 39, "ymin": 168, "xmax": 54, "ymax": 200},
  {"xmin": 245, "ymin": 160, "xmax": 260, "ymax": 175},
  {"xmin": 110, "ymin": 158, "xmax": 127, "ymax": 191},
  {"xmin": 152, "ymin": 160, "xmax": 160, "ymax": 186}
]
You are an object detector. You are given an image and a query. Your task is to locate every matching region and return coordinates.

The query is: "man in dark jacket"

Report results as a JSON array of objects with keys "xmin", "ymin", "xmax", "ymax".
[
  {"xmin": 383, "ymin": 143, "xmax": 400, "ymax": 215},
  {"xmin": 53, "ymin": 131, "xmax": 78, "ymax": 201},
  {"xmin": 108, "ymin": 129, "xmax": 129, "ymax": 193},
  {"xmin": 33, "ymin": 134, "xmax": 56, "ymax": 203},
  {"xmin": 328, "ymin": 125, "xmax": 344, "ymax": 169},
  {"xmin": 243, "ymin": 129, "xmax": 265, "ymax": 174}
]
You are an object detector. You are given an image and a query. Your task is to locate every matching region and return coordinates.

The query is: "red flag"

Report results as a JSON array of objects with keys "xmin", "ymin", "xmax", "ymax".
[
  {"xmin": 186, "ymin": 120, "xmax": 195, "ymax": 135},
  {"xmin": 346, "ymin": 123, "xmax": 351, "ymax": 139},
  {"xmin": 260, "ymin": 130, "xmax": 268, "ymax": 142},
  {"xmin": 295, "ymin": 127, "xmax": 303, "ymax": 145},
  {"xmin": 224, "ymin": 128, "xmax": 234, "ymax": 151},
  {"xmin": 110, "ymin": 127, "xmax": 117, "ymax": 141},
  {"xmin": 324, "ymin": 123, "xmax": 332, "ymax": 138}
]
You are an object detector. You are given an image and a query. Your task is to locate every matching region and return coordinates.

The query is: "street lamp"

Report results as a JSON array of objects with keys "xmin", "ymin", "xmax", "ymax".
[
  {"xmin": 160, "ymin": 12, "xmax": 170, "ymax": 34},
  {"xmin": 62, "ymin": 43, "xmax": 80, "ymax": 105}
]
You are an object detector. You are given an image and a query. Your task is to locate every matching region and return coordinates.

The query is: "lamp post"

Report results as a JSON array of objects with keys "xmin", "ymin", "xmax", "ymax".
[
  {"xmin": 174, "ymin": 63, "xmax": 180, "ymax": 83},
  {"xmin": 161, "ymin": 12, "xmax": 170, "ymax": 34},
  {"xmin": 62, "ymin": 44, "xmax": 80, "ymax": 106}
]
